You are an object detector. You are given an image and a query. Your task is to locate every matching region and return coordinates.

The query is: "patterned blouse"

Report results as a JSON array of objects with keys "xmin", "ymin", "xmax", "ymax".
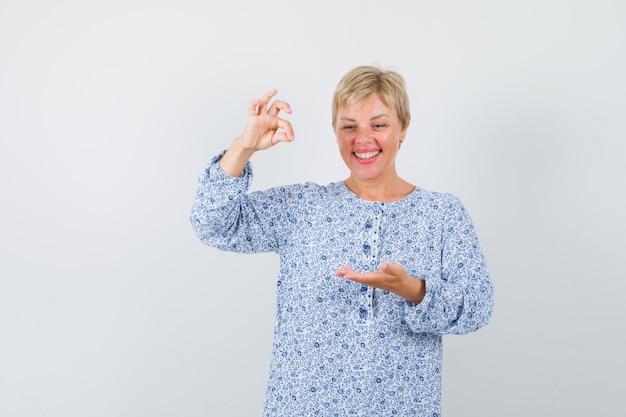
[{"xmin": 190, "ymin": 152, "xmax": 494, "ymax": 417}]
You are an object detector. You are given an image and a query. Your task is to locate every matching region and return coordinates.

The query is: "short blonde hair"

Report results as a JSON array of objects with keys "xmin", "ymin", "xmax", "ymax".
[{"xmin": 332, "ymin": 64, "xmax": 410, "ymax": 130}]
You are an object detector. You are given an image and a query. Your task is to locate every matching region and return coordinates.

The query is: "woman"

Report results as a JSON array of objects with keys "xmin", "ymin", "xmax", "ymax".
[{"xmin": 190, "ymin": 65, "xmax": 494, "ymax": 416}]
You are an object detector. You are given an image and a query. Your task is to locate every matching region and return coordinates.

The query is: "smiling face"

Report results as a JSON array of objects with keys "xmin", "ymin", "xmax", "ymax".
[{"xmin": 335, "ymin": 93, "xmax": 408, "ymax": 188}]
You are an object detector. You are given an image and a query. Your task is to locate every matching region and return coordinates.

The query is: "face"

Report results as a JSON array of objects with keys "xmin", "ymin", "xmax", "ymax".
[{"xmin": 335, "ymin": 93, "xmax": 408, "ymax": 185}]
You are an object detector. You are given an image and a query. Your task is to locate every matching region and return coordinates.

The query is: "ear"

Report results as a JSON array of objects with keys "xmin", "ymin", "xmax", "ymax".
[{"xmin": 399, "ymin": 116, "xmax": 410, "ymax": 148}]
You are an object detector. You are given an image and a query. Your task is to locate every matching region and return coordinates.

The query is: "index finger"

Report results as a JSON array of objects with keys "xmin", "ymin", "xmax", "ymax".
[{"xmin": 268, "ymin": 99, "xmax": 293, "ymax": 117}]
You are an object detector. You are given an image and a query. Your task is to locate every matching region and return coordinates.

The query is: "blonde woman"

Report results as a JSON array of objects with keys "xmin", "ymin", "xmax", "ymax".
[{"xmin": 191, "ymin": 65, "xmax": 494, "ymax": 416}]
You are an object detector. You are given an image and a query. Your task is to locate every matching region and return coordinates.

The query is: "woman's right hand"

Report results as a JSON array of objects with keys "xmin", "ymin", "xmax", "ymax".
[
  {"xmin": 239, "ymin": 89, "xmax": 294, "ymax": 151},
  {"xmin": 219, "ymin": 89, "xmax": 294, "ymax": 177}
]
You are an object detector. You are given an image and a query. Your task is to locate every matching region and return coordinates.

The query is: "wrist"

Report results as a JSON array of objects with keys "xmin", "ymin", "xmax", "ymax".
[
  {"xmin": 401, "ymin": 277, "xmax": 426, "ymax": 305},
  {"xmin": 230, "ymin": 136, "xmax": 257, "ymax": 158}
]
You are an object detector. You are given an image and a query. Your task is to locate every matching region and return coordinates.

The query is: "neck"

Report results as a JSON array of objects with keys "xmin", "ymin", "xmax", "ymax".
[{"xmin": 343, "ymin": 176, "xmax": 415, "ymax": 203}]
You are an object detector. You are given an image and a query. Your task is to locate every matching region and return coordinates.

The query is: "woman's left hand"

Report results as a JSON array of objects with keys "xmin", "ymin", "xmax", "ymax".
[{"xmin": 335, "ymin": 263, "xmax": 426, "ymax": 305}]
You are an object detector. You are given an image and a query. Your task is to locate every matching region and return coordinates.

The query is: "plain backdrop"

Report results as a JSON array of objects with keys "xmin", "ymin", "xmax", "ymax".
[{"xmin": 1, "ymin": 0, "xmax": 625, "ymax": 416}]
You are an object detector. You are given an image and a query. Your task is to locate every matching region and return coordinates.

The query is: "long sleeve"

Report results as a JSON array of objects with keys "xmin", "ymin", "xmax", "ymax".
[
  {"xmin": 403, "ymin": 193, "xmax": 494, "ymax": 336},
  {"xmin": 190, "ymin": 152, "xmax": 283, "ymax": 253}
]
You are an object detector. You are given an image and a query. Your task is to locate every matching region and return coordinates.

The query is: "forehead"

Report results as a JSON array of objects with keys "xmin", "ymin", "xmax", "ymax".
[{"xmin": 338, "ymin": 94, "xmax": 396, "ymax": 118}]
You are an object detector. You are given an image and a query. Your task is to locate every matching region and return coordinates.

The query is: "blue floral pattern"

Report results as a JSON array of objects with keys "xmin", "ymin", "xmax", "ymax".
[{"xmin": 190, "ymin": 153, "xmax": 494, "ymax": 416}]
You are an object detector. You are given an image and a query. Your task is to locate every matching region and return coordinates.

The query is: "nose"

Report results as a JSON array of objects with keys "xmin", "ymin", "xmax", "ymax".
[{"xmin": 355, "ymin": 131, "xmax": 371, "ymax": 144}]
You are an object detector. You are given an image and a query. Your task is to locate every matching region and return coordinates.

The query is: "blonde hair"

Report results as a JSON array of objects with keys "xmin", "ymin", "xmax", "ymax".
[{"xmin": 332, "ymin": 64, "xmax": 410, "ymax": 130}]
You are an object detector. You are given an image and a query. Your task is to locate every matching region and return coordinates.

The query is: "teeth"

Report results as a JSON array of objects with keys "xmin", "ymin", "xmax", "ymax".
[{"xmin": 355, "ymin": 151, "xmax": 380, "ymax": 159}]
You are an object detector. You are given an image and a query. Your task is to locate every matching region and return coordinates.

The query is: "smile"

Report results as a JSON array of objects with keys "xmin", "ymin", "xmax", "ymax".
[{"xmin": 354, "ymin": 150, "xmax": 380, "ymax": 159}]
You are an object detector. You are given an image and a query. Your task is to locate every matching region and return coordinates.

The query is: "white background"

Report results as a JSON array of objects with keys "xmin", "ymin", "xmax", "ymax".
[{"xmin": 1, "ymin": 0, "xmax": 625, "ymax": 416}]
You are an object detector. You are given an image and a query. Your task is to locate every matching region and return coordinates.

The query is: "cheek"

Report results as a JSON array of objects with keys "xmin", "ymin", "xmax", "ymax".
[
  {"xmin": 336, "ymin": 135, "xmax": 351, "ymax": 149},
  {"xmin": 337, "ymin": 143, "xmax": 350, "ymax": 156}
]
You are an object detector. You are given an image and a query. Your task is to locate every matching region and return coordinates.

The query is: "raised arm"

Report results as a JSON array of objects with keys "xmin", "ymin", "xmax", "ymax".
[{"xmin": 190, "ymin": 89, "xmax": 295, "ymax": 253}]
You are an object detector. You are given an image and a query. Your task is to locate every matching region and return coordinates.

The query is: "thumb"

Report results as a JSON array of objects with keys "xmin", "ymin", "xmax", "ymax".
[{"xmin": 380, "ymin": 262, "xmax": 402, "ymax": 275}]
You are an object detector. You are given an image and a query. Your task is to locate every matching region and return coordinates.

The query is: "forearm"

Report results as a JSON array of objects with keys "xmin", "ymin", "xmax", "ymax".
[
  {"xmin": 219, "ymin": 137, "xmax": 256, "ymax": 178},
  {"xmin": 191, "ymin": 153, "xmax": 253, "ymax": 249},
  {"xmin": 406, "ymin": 275, "xmax": 493, "ymax": 335}
]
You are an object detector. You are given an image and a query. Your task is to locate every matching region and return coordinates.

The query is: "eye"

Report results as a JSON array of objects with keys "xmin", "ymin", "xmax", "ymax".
[
  {"xmin": 342, "ymin": 125, "xmax": 356, "ymax": 131},
  {"xmin": 372, "ymin": 123, "xmax": 387, "ymax": 130}
]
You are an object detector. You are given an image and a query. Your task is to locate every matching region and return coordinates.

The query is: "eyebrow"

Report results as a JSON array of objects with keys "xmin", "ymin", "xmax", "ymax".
[{"xmin": 339, "ymin": 114, "xmax": 389, "ymax": 122}]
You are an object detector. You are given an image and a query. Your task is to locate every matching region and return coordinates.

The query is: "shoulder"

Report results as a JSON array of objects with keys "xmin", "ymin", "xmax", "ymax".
[
  {"xmin": 409, "ymin": 186, "xmax": 462, "ymax": 207},
  {"xmin": 405, "ymin": 187, "xmax": 472, "ymax": 222},
  {"xmin": 252, "ymin": 181, "xmax": 344, "ymax": 204}
]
